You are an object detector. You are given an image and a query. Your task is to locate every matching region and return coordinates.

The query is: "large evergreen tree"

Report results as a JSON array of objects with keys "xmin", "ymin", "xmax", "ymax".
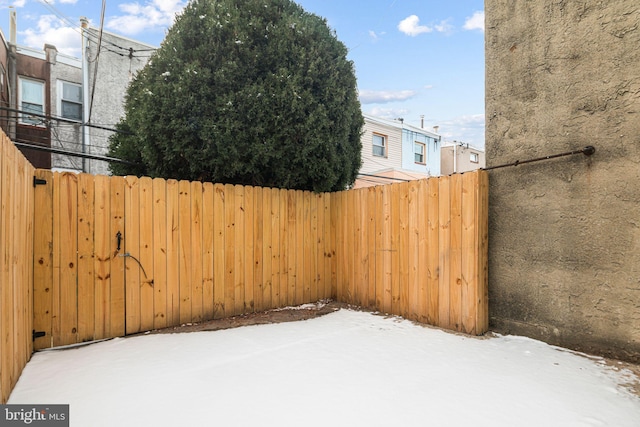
[{"xmin": 109, "ymin": 0, "xmax": 363, "ymax": 192}]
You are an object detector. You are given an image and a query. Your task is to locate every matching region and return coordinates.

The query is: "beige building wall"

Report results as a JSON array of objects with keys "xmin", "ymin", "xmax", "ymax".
[
  {"xmin": 486, "ymin": 0, "xmax": 640, "ymax": 362},
  {"xmin": 440, "ymin": 143, "xmax": 485, "ymax": 175}
]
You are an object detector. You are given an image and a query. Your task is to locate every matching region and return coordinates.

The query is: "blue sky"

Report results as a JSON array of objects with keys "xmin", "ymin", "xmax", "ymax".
[{"xmin": 0, "ymin": 0, "xmax": 485, "ymax": 147}]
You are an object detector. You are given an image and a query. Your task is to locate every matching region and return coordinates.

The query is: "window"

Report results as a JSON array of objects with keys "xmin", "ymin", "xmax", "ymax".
[
  {"xmin": 470, "ymin": 152, "xmax": 479, "ymax": 163},
  {"xmin": 414, "ymin": 142, "xmax": 426, "ymax": 164},
  {"xmin": 372, "ymin": 133, "xmax": 386, "ymax": 157},
  {"xmin": 19, "ymin": 77, "xmax": 45, "ymax": 125},
  {"xmin": 59, "ymin": 81, "xmax": 83, "ymax": 121}
]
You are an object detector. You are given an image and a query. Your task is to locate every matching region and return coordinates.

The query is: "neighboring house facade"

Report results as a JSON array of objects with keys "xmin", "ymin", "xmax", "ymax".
[
  {"xmin": 0, "ymin": 23, "xmax": 53, "ymax": 169},
  {"xmin": 440, "ymin": 142, "xmax": 485, "ymax": 175},
  {"xmin": 0, "ymin": 11, "xmax": 155, "ymax": 174},
  {"xmin": 356, "ymin": 113, "xmax": 441, "ymax": 188},
  {"xmin": 79, "ymin": 20, "xmax": 155, "ymax": 174}
]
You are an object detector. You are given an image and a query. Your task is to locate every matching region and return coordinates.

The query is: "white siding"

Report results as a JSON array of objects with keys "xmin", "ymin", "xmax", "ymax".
[{"xmin": 360, "ymin": 119, "xmax": 402, "ymax": 174}]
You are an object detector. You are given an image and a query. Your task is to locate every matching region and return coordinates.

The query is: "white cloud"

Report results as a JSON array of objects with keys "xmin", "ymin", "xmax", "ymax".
[
  {"xmin": 464, "ymin": 11, "xmax": 485, "ymax": 32},
  {"xmin": 437, "ymin": 114, "xmax": 485, "ymax": 148},
  {"xmin": 359, "ymin": 89, "xmax": 417, "ymax": 104},
  {"xmin": 21, "ymin": 15, "xmax": 80, "ymax": 56},
  {"xmin": 434, "ymin": 19, "xmax": 453, "ymax": 33},
  {"xmin": 397, "ymin": 15, "xmax": 450, "ymax": 37},
  {"xmin": 11, "ymin": 0, "xmax": 26, "ymax": 7},
  {"xmin": 366, "ymin": 107, "xmax": 410, "ymax": 120},
  {"xmin": 59, "ymin": 0, "xmax": 79, "ymax": 4},
  {"xmin": 398, "ymin": 15, "xmax": 431, "ymax": 36},
  {"xmin": 106, "ymin": 0, "xmax": 187, "ymax": 35}
]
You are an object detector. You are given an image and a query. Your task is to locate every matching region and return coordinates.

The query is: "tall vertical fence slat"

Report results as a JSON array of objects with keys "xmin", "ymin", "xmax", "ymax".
[
  {"xmin": 33, "ymin": 170, "xmax": 53, "ymax": 350},
  {"xmin": 77, "ymin": 174, "xmax": 95, "ymax": 343}
]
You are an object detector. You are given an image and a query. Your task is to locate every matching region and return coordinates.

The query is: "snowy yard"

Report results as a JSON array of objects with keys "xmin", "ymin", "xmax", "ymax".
[{"xmin": 9, "ymin": 309, "xmax": 640, "ymax": 426}]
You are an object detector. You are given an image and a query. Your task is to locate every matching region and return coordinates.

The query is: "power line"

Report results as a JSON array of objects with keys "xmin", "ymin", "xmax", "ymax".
[
  {"xmin": 12, "ymin": 140, "xmax": 140, "ymax": 166},
  {"xmin": 0, "ymin": 106, "xmax": 130, "ymax": 134}
]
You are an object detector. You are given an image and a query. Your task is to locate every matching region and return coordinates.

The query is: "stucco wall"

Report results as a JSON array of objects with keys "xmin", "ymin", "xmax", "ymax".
[
  {"xmin": 486, "ymin": 0, "xmax": 640, "ymax": 362},
  {"xmin": 85, "ymin": 29, "xmax": 155, "ymax": 175}
]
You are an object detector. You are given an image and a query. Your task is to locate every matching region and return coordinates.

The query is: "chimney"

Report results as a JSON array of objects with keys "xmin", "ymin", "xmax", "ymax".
[
  {"xmin": 433, "ymin": 125, "xmax": 439, "ymax": 134},
  {"xmin": 420, "ymin": 115, "xmax": 425, "ymax": 129},
  {"xmin": 9, "ymin": 7, "xmax": 17, "ymax": 45}
]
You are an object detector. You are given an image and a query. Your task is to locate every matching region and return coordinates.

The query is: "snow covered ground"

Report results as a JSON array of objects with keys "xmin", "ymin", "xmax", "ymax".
[{"xmin": 9, "ymin": 309, "xmax": 640, "ymax": 426}]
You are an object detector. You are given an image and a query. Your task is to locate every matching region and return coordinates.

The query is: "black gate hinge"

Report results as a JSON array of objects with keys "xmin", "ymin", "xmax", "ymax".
[
  {"xmin": 32, "ymin": 330, "xmax": 46, "ymax": 341},
  {"xmin": 33, "ymin": 176, "xmax": 47, "ymax": 187}
]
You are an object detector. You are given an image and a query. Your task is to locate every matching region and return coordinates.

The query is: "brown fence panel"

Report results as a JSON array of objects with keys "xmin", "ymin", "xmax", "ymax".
[
  {"xmin": 0, "ymin": 133, "xmax": 35, "ymax": 403},
  {"xmin": 332, "ymin": 171, "xmax": 489, "ymax": 334}
]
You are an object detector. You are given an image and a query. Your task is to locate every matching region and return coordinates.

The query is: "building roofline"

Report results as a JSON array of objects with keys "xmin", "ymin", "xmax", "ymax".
[
  {"xmin": 85, "ymin": 25, "xmax": 158, "ymax": 50},
  {"xmin": 363, "ymin": 112, "xmax": 441, "ymax": 138},
  {"xmin": 441, "ymin": 141, "xmax": 485, "ymax": 152}
]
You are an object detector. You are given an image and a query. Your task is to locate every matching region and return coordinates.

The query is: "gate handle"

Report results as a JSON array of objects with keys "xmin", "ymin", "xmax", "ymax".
[{"xmin": 116, "ymin": 231, "xmax": 122, "ymax": 252}]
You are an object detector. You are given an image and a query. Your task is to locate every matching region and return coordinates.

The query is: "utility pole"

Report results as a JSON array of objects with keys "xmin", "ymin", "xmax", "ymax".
[{"xmin": 80, "ymin": 17, "xmax": 91, "ymax": 173}]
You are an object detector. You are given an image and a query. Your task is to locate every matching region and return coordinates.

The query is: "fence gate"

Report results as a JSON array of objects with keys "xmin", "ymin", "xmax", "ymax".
[{"xmin": 32, "ymin": 170, "xmax": 127, "ymax": 350}]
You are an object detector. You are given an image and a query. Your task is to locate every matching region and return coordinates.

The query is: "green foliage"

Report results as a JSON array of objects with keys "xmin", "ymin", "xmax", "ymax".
[{"xmin": 109, "ymin": 0, "xmax": 363, "ymax": 192}]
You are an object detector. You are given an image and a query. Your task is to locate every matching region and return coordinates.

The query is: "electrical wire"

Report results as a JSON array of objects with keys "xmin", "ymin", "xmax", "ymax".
[{"xmin": 88, "ymin": 0, "xmax": 107, "ymax": 123}]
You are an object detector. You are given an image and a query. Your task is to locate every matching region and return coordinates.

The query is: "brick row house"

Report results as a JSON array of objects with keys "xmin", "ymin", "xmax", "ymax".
[{"xmin": 0, "ymin": 11, "xmax": 155, "ymax": 173}]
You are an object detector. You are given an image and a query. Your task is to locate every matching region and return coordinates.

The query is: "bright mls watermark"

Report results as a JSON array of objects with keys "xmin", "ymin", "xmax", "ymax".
[{"xmin": 0, "ymin": 405, "xmax": 68, "ymax": 426}]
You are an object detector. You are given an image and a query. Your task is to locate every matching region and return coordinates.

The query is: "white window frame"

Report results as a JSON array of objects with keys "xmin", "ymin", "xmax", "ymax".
[
  {"xmin": 414, "ymin": 141, "xmax": 426, "ymax": 164},
  {"xmin": 19, "ymin": 77, "xmax": 45, "ymax": 127},
  {"xmin": 470, "ymin": 152, "xmax": 479, "ymax": 163},
  {"xmin": 372, "ymin": 133, "xmax": 386, "ymax": 157},
  {"xmin": 57, "ymin": 80, "xmax": 83, "ymax": 122}
]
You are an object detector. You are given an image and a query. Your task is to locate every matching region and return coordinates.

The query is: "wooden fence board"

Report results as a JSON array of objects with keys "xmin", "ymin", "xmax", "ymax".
[
  {"xmin": 366, "ymin": 188, "xmax": 376, "ymax": 307},
  {"xmin": 93, "ymin": 175, "xmax": 111, "ymax": 339},
  {"xmin": 270, "ymin": 188, "xmax": 280, "ymax": 308},
  {"xmin": 77, "ymin": 174, "xmax": 95, "ymax": 342},
  {"xmin": 178, "ymin": 180, "xmax": 192, "ymax": 323},
  {"xmin": 58, "ymin": 173, "xmax": 79, "ymax": 346},
  {"xmin": 417, "ymin": 179, "xmax": 429, "ymax": 324},
  {"xmin": 287, "ymin": 190, "xmax": 297, "ymax": 305},
  {"xmin": 278, "ymin": 190, "xmax": 288, "ymax": 307},
  {"xmin": 477, "ymin": 172, "xmax": 490, "ymax": 333},
  {"xmin": 190, "ymin": 181, "xmax": 204, "ymax": 322},
  {"xmin": 261, "ymin": 188, "xmax": 272, "ymax": 309},
  {"xmin": 437, "ymin": 176, "xmax": 451, "ymax": 329},
  {"xmin": 110, "ymin": 176, "xmax": 126, "ymax": 337},
  {"xmin": 139, "ymin": 177, "xmax": 155, "ymax": 331},
  {"xmin": 449, "ymin": 174, "xmax": 463, "ymax": 331},
  {"xmin": 295, "ymin": 190, "xmax": 305, "ymax": 305},
  {"xmin": 233, "ymin": 185, "xmax": 245, "ymax": 315},
  {"xmin": 124, "ymin": 176, "xmax": 141, "ymax": 335},
  {"xmin": 408, "ymin": 181, "xmax": 419, "ymax": 321},
  {"xmin": 244, "ymin": 185, "xmax": 255, "ymax": 312},
  {"xmin": 33, "ymin": 170, "xmax": 54, "ymax": 350},
  {"xmin": 323, "ymin": 193, "xmax": 332, "ymax": 300},
  {"xmin": 427, "ymin": 178, "xmax": 440, "ymax": 325},
  {"xmin": 212, "ymin": 184, "xmax": 225, "ymax": 318},
  {"xmin": 461, "ymin": 173, "xmax": 479, "ymax": 335},
  {"xmin": 165, "ymin": 180, "xmax": 180, "ymax": 326},
  {"xmin": 310, "ymin": 193, "xmax": 319, "ymax": 303},
  {"xmin": 202, "ymin": 183, "xmax": 215, "ymax": 320},
  {"xmin": 0, "ymin": 139, "xmax": 15, "ymax": 401},
  {"xmin": 224, "ymin": 184, "xmax": 236, "ymax": 316},
  {"xmin": 253, "ymin": 186, "xmax": 264, "ymax": 312},
  {"xmin": 152, "ymin": 178, "xmax": 168, "ymax": 329}
]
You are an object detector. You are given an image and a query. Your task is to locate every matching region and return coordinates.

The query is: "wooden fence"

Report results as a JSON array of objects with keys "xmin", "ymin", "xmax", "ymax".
[
  {"xmin": 0, "ymin": 132, "xmax": 35, "ymax": 404},
  {"xmin": 32, "ymin": 173, "xmax": 334, "ymax": 350},
  {"xmin": 1, "ymin": 127, "xmax": 488, "ymax": 403},
  {"xmin": 334, "ymin": 173, "xmax": 488, "ymax": 335}
]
